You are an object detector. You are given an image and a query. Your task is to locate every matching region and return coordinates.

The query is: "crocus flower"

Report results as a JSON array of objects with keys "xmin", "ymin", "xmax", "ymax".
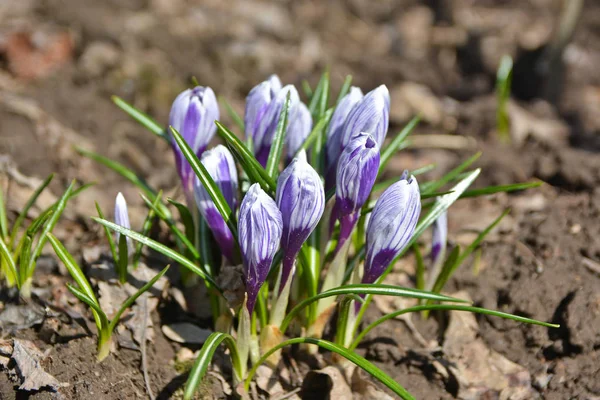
[
  {"xmin": 339, "ymin": 85, "xmax": 389, "ymax": 152},
  {"xmin": 285, "ymin": 102, "xmax": 312, "ymax": 161},
  {"xmin": 169, "ymin": 86, "xmax": 219, "ymax": 195},
  {"xmin": 114, "ymin": 192, "xmax": 131, "ymax": 246},
  {"xmin": 193, "ymin": 145, "xmax": 238, "ymax": 263},
  {"xmin": 362, "ymin": 172, "xmax": 421, "ymax": 285},
  {"xmin": 326, "ymin": 87, "xmax": 364, "ymax": 173},
  {"xmin": 334, "ymin": 132, "xmax": 380, "ymax": 248},
  {"xmin": 276, "ymin": 152, "xmax": 324, "ymax": 289},
  {"xmin": 238, "ymin": 183, "xmax": 283, "ymax": 313},
  {"xmin": 244, "ymin": 76, "xmax": 301, "ymax": 166},
  {"xmin": 431, "ymin": 211, "xmax": 447, "ymax": 266}
]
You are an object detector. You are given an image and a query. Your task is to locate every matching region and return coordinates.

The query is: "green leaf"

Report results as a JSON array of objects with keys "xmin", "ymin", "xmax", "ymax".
[
  {"xmin": 170, "ymin": 126, "xmax": 238, "ymax": 240},
  {"xmin": 27, "ymin": 181, "xmax": 75, "ymax": 279},
  {"xmin": 111, "ymin": 96, "xmax": 168, "ymax": 141},
  {"xmin": 0, "ymin": 235, "xmax": 19, "ymax": 288},
  {"xmin": 308, "ymin": 71, "xmax": 330, "ymax": 119},
  {"xmin": 245, "ymin": 337, "xmax": 415, "ymax": 400},
  {"xmin": 219, "ymin": 96, "xmax": 245, "ymax": 133},
  {"xmin": 9, "ymin": 174, "xmax": 54, "ymax": 247},
  {"xmin": 215, "ymin": 121, "xmax": 277, "ymax": 192},
  {"xmin": 18, "ymin": 235, "xmax": 32, "ymax": 286},
  {"xmin": 67, "ymin": 284, "xmax": 109, "ymax": 330},
  {"xmin": 460, "ymin": 181, "xmax": 542, "ymax": 199},
  {"xmin": 167, "ymin": 198, "xmax": 195, "ymax": 243},
  {"xmin": 184, "ymin": 332, "xmax": 241, "ymax": 400},
  {"xmin": 301, "ymin": 80, "xmax": 313, "ymax": 99},
  {"xmin": 350, "ymin": 304, "xmax": 559, "ymax": 351},
  {"xmin": 496, "ymin": 55, "xmax": 513, "ymax": 143},
  {"xmin": 335, "ymin": 75, "xmax": 353, "ymax": 105},
  {"xmin": 265, "ymin": 91, "xmax": 291, "ymax": 179},
  {"xmin": 95, "ymin": 202, "xmax": 118, "ymax": 263},
  {"xmin": 280, "ymin": 284, "xmax": 466, "ymax": 332},
  {"xmin": 133, "ymin": 194, "xmax": 161, "ymax": 267},
  {"xmin": 93, "ymin": 218, "xmax": 220, "ymax": 289},
  {"xmin": 372, "ymin": 164, "xmax": 436, "ymax": 193},
  {"xmin": 414, "ymin": 244, "xmax": 425, "ymax": 291},
  {"xmin": 117, "ymin": 234, "xmax": 129, "ymax": 284},
  {"xmin": 0, "ymin": 187, "xmax": 8, "ymax": 240},
  {"xmin": 380, "ymin": 115, "xmax": 421, "ymax": 171},
  {"xmin": 420, "ymin": 152, "xmax": 481, "ymax": 194},
  {"xmin": 108, "ymin": 265, "xmax": 170, "ymax": 334},
  {"xmin": 47, "ymin": 233, "xmax": 103, "ymax": 329}
]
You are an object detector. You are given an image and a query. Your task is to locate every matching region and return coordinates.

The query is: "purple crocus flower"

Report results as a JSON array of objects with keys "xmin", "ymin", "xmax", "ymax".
[
  {"xmin": 114, "ymin": 192, "xmax": 131, "ymax": 245},
  {"xmin": 362, "ymin": 172, "xmax": 421, "ymax": 285},
  {"xmin": 326, "ymin": 87, "xmax": 364, "ymax": 173},
  {"xmin": 276, "ymin": 152, "xmax": 324, "ymax": 289},
  {"xmin": 193, "ymin": 145, "xmax": 238, "ymax": 263},
  {"xmin": 333, "ymin": 132, "xmax": 380, "ymax": 249},
  {"xmin": 244, "ymin": 76, "xmax": 301, "ymax": 167},
  {"xmin": 238, "ymin": 183, "xmax": 283, "ymax": 313},
  {"xmin": 339, "ymin": 85, "xmax": 389, "ymax": 152},
  {"xmin": 285, "ymin": 102, "xmax": 312, "ymax": 161},
  {"xmin": 431, "ymin": 211, "xmax": 447, "ymax": 266},
  {"xmin": 169, "ymin": 86, "xmax": 219, "ymax": 196}
]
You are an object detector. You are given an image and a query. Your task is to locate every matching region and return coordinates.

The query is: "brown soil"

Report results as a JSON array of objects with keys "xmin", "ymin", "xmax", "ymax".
[{"xmin": 1, "ymin": 0, "xmax": 599, "ymax": 399}]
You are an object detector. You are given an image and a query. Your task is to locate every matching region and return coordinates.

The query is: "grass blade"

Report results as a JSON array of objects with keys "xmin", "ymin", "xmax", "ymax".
[
  {"xmin": 265, "ymin": 91, "xmax": 291, "ymax": 178},
  {"xmin": 67, "ymin": 284, "xmax": 109, "ymax": 329},
  {"xmin": 0, "ymin": 187, "xmax": 8, "ymax": 240},
  {"xmin": 27, "ymin": 181, "xmax": 75, "ymax": 278},
  {"xmin": 170, "ymin": 126, "xmax": 238, "ymax": 240},
  {"xmin": 461, "ymin": 181, "xmax": 542, "ymax": 199},
  {"xmin": 93, "ymin": 218, "xmax": 220, "ymax": 289},
  {"xmin": 420, "ymin": 153, "xmax": 481, "ymax": 195},
  {"xmin": 117, "ymin": 235, "xmax": 129, "ymax": 283},
  {"xmin": 219, "ymin": 96, "xmax": 244, "ymax": 133},
  {"xmin": 108, "ymin": 265, "xmax": 170, "ymax": 333},
  {"xmin": 111, "ymin": 96, "xmax": 168, "ymax": 141},
  {"xmin": 0, "ymin": 235, "xmax": 19, "ymax": 288},
  {"xmin": 9, "ymin": 174, "xmax": 54, "ymax": 247},
  {"xmin": 245, "ymin": 337, "xmax": 415, "ymax": 400},
  {"xmin": 350, "ymin": 304, "xmax": 559, "ymax": 351},
  {"xmin": 133, "ymin": 194, "xmax": 161, "ymax": 267},
  {"xmin": 167, "ymin": 198, "xmax": 195, "ymax": 243},
  {"xmin": 380, "ymin": 115, "xmax": 421, "ymax": 171},
  {"xmin": 301, "ymin": 80, "xmax": 313, "ymax": 99},
  {"xmin": 184, "ymin": 332, "xmax": 241, "ymax": 400},
  {"xmin": 335, "ymin": 75, "xmax": 353, "ymax": 105},
  {"xmin": 496, "ymin": 55, "xmax": 513, "ymax": 143},
  {"xmin": 95, "ymin": 202, "xmax": 118, "ymax": 263},
  {"xmin": 414, "ymin": 244, "xmax": 425, "ymax": 291},
  {"xmin": 280, "ymin": 284, "xmax": 466, "ymax": 332}
]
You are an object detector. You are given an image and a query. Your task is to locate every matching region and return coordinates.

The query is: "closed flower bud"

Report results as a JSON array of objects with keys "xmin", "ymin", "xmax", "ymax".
[
  {"xmin": 362, "ymin": 173, "xmax": 421, "ymax": 284},
  {"xmin": 114, "ymin": 192, "xmax": 131, "ymax": 245},
  {"xmin": 339, "ymin": 85, "xmax": 389, "ymax": 152},
  {"xmin": 276, "ymin": 154, "xmax": 324, "ymax": 288},
  {"xmin": 238, "ymin": 184, "xmax": 283, "ymax": 313},
  {"xmin": 285, "ymin": 102, "xmax": 312, "ymax": 161},
  {"xmin": 431, "ymin": 211, "xmax": 447, "ymax": 266},
  {"xmin": 244, "ymin": 75, "xmax": 282, "ymax": 142},
  {"xmin": 335, "ymin": 132, "xmax": 380, "ymax": 217},
  {"xmin": 169, "ymin": 86, "xmax": 219, "ymax": 193},
  {"xmin": 326, "ymin": 87, "xmax": 364, "ymax": 171},
  {"xmin": 193, "ymin": 145, "xmax": 238, "ymax": 263}
]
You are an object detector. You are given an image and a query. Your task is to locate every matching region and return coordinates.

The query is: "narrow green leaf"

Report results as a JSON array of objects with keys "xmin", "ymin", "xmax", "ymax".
[
  {"xmin": 47, "ymin": 233, "xmax": 102, "ymax": 329},
  {"xmin": 133, "ymin": 194, "xmax": 162, "ymax": 267},
  {"xmin": 335, "ymin": 75, "xmax": 353, "ymax": 105},
  {"xmin": 380, "ymin": 115, "xmax": 421, "ymax": 171},
  {"xmin": 496, "ymin": 55, "xmax": 513, "ymax": 143},
  {"xmin": 170, "ymin": 127, "xmax": 238, "ymax": 240},
  {"xmin": 67, "ymin": 284, "xmax": 109, "ymax": 330},
  {"xmin": 301, "ymin": 80, "xmax": 313, "ymax": 99},
  {"xmin": 245, "ymin": 338, "xmax": 415, "ymax": 400},
  {"xmin": 108, "ymin": 265, "xmax": 170, "ymax": 334},
  {"xmin": 461, "ymin": 181, "xmax": 542, "ymax": 199},
  {"xmin": 372, "ymin": 164, "xmax": 437, "ymax": 193},
  {"xmin": 280, "ymin": 284, "xmax": 466, "ymax": 332},
  {"xmin": 117, "ymin": 234, "xmax": 129, "ymax": 284},
  {"xmin": 10, "ymin": 174, "xmax": 54, "ymax": 247},
  {"xmin": 167, "ymin": 198, "xmax": 195, "ymax": 243},
  {"xmin": 111, "ymin": 96, "xmax": 168, "ymax": 141},
  {"xmin": 420, "ymin": 153, "xmax": 481, "ymax": 194},
  {"xmin": 93, "ymin": 218, "xmax": 220, "ymax": 289},
  {"xmin": 265, "ymin": 91, "xmax": 291, "ymax": 179},
  {"xmin": 219, "ymin": 96, "xmax": 245, "ymax": 133},
  {"xmin": 350, "ymin": 304, "xmax": 559, "ymax": 351},
  {"xmin": 95, "ymin": 202, "xmax": 118, "ymax": 263},
  {"xmin": 18, "ymin": 236, "xmax": 32, "ymax": 286},
  {"xmin": 0, "ymin": 188, "xmax": 8, "ymax": 240},
  {"xmin": 27, "ymin": 181, "xmax": 75, "ymax": 278},
  {"xmin": 0, "ymin": 235, "xmax": 19, "ymax": 288},
  {"xmin": 414, "ymin": 244, "xmax": 425, "ymax": 291},
  {"xmin": 184, "ymin": 332, "xmax": 241, "ymax": 400},
  {"xmin": 215, "ymin": 121, "xmax": 276, "ymax": 192}
]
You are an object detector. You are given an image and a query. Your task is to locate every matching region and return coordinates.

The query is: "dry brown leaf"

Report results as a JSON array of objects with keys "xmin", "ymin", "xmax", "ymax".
[
  {"xmin": 161, "ymin": 323, "xmax": 212, "ymax": 344},
  {"xmin": 6, "ymin": 339, "xmax": 68, "ymax": 392}
]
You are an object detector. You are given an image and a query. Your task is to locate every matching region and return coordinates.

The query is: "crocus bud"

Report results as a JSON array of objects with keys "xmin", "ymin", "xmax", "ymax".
[
  {"xmin": 431, "ymin": 211, "xmax": 447, "ymax": 266},
  {"xmin": 193, "ymin": 145, "xmax": 238, "ymax": 263},
  {"xmin": 114, "ymin": 192, "xmax": 131, "ymax": 245},
  {"xmin": 238, "ymin": 183, "xmax": 283, "ymax": 313},
  {"xmin": 244, "ymin": 75, "xmax": 282, "ymax": 142},
  {"xmin": 169, "ymin": 86, "xmax": 219, "ymax": 194},
  {"xmin": 326, "ymin": 87, "xmax": 364, "ymax": 171},
  {"xmin": 276, "ymin": 154, "xmax": 324, "ymax": 289},
  {"xmin": 362, "ymin": 172, "xmax": 421, "ymax": 284},
  {"xmin": 285, "ymin": 102, "xmax": 312, "ymax": 161},
  {"xmin": 339, "ymin": 85, "xmax": 389, "ymax": 152}
]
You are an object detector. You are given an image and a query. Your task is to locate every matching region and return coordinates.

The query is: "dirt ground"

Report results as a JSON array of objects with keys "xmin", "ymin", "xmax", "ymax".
[{"xmin": 0, "ymin": 0, "xmax": 599, "ymax": 399}]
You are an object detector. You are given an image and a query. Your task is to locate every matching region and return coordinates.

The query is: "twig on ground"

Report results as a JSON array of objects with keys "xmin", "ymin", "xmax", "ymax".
[{"xmin": 139, "ymin": 294, "xmax": 154, "ymax": 400}]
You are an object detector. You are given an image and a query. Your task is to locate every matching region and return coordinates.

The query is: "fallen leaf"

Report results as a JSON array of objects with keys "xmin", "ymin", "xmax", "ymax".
[
  {"xmin": 161, "ymin": 323, "xmax": 212, "ymax": 344},
  {"xmin": 8, "ymin": 339, "xmax": 68, "ymax": 392}
]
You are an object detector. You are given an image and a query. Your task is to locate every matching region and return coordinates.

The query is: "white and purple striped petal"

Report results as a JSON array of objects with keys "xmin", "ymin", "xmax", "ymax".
[
  {"xmin": 193, "ymin": 145, "xmax": 238, "ymax": 263},
  {"xmin": 244, "ymin": 75, "xmax": 282, "ymax": 142},
  {"xmin": 431, "ymin": 211, "xmax": 447, "ymax": 266},
  {"xmin": 326, "ymin": 87, "xmax": 364, "ymax": 171},
  {"xmin": 362, "ymin": 173, "xmax": 421, "ymax": 284},
  {"xmin": 238, "ymin": 183, "xmax": 283, "ymax": 313},
  {"xmin": 339, "ymin": 85, "xmax": 389, "ymax": 152},
  {"xmin": 169, "ymin": 86, "xmax": 219, "ymax": 194},
  {"xmin": 285, "ymin": 102, "xmax": 312, "ymax": 161},
  {"xmin": 276, "ymin": 153, "xmax": 324, "ymax": 288}
]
